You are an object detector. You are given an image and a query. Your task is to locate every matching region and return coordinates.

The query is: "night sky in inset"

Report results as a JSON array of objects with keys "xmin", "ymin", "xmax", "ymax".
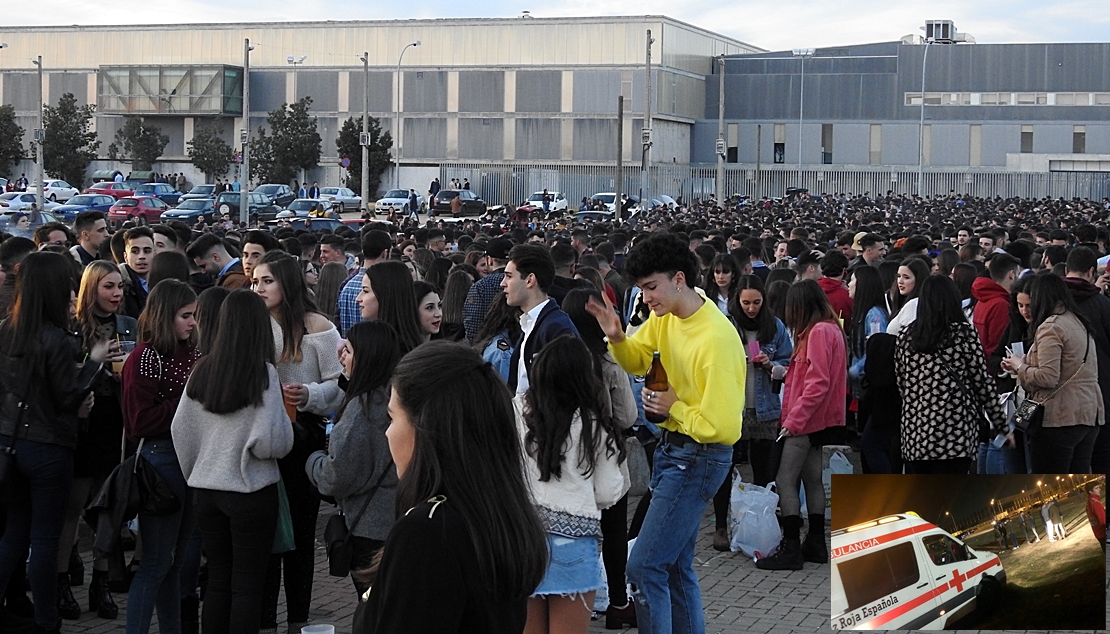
[{"xmin": 830, "ymin": 474, "xmax": 1095, "ymax": 530}]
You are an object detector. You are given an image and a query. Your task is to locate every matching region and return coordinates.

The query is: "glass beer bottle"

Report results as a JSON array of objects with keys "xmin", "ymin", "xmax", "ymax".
[{"xmin": 644, "ymin": 351, "xmax": 669, "ymax": 424}]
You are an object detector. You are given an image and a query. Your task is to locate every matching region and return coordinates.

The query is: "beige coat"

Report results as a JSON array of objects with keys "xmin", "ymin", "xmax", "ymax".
[{"xmin": 1017, "ymin": 311, "xmax": 1104, "ymax": 428}]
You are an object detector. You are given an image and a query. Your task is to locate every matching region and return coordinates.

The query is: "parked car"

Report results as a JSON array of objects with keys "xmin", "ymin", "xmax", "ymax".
[
  {"xmin": 278, "ymin": 198, "xmax": 337, "ymax": 219},
  {"xmin": 589, "ymin": 192, "xmax": 618, "ymax": 212},
  {"xmin": 133, "ymin": 182, "xmax": 183, "ymax": 206},
  {"xmin": 374, "ymin": 189, "xmax": 424, "ymax": 216},
  {"xmin": 84, "ymin": 181, "xmax": 136, "ymax": 200},
  {"xmin": 252, "ymin": 184, "xmax": 296, "ymax": 208},
  {"xmin": 52, "ymin": 194, "xmax": 116, "ymax": 222},
  {"xmin": 107, "ymin": 196, "xmax": 170, "ymax": 225},
  {"xmin": 160, "ymin": 198, "xmax": 217, "ymax": 225},
  {"xmin": 432, "ymin": 189, "xmax": 487, "ymax": 217},
  {"xmin": 180, "ymin": 184, "xmax": 221, "ymax": 201},
  {"xmin": 319, "ymin": 187, "xmax": 362, "ymax": 212},
  {"xmin": 26, "ymin": 180, "xmax": 79, "ymax": 202},
  {"xmin": 524, "ymin": 191, "xmax": 568, "ymax": 213},
  {"xmin": 0, "ymin": 210, "xmax": 63, "ymax": 237},
  {"xmin": 574, "ymin": 210, "xmax": 615, "ymax": 223},
  {"xmin": 214, "ymin": 191, "xmax": 281, "ymax": 223},
  {"xmin": 0, "ymin": 192, "xmax": 61, "ymax": 212},
  {"xmin": 830, "ymin": 512, "xmax": 1004, "ymax": 630},
  {"xmin": 265, "ymin": 217, "xmax": 344, "ymax": 233}
]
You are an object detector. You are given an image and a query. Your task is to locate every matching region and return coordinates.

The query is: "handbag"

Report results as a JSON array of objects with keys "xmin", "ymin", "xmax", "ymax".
[
  {"xmin": 1010, "ymin": 336, "xmax": 1089, "ymax": 438},
  {"xmin": 134, "ymin": 438, "xmax": 181, "ymax": 517},
  {"xmin": 324, "ymin": 463, "xmax": 392, "ymax": 577},
  {"xmin": 273, "ymin": 478, "xmax": 296, "ymax": 554}
]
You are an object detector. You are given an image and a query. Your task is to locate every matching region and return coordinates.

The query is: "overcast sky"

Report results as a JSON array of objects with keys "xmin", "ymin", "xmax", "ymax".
[{"xmin": 2, "ymin": 1, "xmax": 1107, "ymax": 51}]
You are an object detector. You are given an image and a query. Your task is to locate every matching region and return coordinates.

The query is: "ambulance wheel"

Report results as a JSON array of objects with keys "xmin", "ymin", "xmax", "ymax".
[{"xmin": 975, "ymin": 576, "xmax": 1001, "ymax": 614}]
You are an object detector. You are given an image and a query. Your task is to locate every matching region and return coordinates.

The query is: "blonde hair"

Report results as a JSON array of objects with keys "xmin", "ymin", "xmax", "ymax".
[{"xmin": 76, "ymin": 261, "xmax": 123, "ymax": 349}]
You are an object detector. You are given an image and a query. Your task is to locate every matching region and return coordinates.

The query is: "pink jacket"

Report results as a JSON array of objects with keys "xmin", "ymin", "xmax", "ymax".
[{"xmin": 781, "ymin": 321, "xmax": 847, "ymax": 436}]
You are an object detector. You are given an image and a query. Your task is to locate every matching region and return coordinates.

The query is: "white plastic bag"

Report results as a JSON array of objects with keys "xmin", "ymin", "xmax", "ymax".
[
  {"xmin": 728, "ymin": 470, "xmax": 781, "ymax": 558},
  {"xmin": 822, "ymin": 450, "xmax": 853, "ymax": 520}
]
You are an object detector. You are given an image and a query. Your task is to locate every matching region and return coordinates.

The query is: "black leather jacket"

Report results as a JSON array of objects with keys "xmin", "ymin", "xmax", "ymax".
[{"xmin": 0, "ymin": 325, "xmax": 102, "ymax": 450}]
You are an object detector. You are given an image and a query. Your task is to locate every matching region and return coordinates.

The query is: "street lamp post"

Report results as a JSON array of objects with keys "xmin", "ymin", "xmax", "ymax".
[
  {"xmin": 640, "ymin": 29, "xmax": 655, "ymax": 207},
  {"xmin": 917, "ymin": 38, "xmax": 934, "ymax": 198},
  {"xmin": 792, "ymin": 48, "xmax": 815, "ymax": 189},
  {"xmin": 32, "ymin": 56, "xmax": 43, "ymax": 213},
  {"xmin": 287, "ymin": 55, "xmax": 307, "ymax": 102},
  {"xmin": 240, "ymin": 39, "xmax": 253, "ymax": 226},
  {"xmin": 715, "ymin": 54, "xmax": 726, "ymax": 208},
  {"xmin": 359, "ymin": 52, "xmax": 370, "ymax": 213},
  {"xmin": 394, "ymin": 41, "xmax": 420, "ymax": 192}
]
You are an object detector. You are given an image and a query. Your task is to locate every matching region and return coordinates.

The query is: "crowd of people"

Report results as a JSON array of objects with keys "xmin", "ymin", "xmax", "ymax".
[{"xmin": 0, "ymin": 187, "xmax": 1107, "ymax": 634}]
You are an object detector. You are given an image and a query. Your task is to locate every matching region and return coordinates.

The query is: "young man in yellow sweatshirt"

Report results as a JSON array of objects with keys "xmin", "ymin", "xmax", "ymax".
[{"xmin": 587, "ymin": 231, "xmax": 745, "ymax": 634}]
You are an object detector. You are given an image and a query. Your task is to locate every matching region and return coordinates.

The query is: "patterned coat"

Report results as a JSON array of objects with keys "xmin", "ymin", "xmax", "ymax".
[{"xmin": 895, "ymin": 321, "xmax": 1006, "ymax": 462}]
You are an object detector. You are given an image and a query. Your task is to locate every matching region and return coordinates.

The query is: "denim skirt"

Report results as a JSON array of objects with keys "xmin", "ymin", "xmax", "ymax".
[{"xmin": 532, "ymin": 533, "xmax": 602, "ymax": 597}]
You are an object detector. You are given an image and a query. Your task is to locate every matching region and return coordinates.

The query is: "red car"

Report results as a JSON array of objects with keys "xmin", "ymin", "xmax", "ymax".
[
  {"xmin": 85, "ymin": 181, "xmax": 136, "ymax": 199},
  {"xmin": 108, "ymin": 196, "xmax": 169, "ymax": 225}
]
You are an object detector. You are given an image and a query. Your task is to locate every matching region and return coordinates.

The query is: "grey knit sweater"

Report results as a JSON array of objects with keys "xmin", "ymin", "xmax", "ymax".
[
  {"xmin": 171, "ymin": 364, "xmax": 294, "ymax": 493},
  {"xmin": 305, "ymin": 389, "xmax": 397, "ymax": 540}
]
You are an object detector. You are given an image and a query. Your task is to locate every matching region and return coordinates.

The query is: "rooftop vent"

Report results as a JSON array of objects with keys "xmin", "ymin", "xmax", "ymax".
[{"xmin": 917, "ymin": 20, "xmax": 976, "ymax": 44}]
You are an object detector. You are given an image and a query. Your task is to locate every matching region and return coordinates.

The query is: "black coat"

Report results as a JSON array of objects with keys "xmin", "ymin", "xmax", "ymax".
[{"xmin": 121, "ymin": 265, "xmax": 148, "ymax": 320}]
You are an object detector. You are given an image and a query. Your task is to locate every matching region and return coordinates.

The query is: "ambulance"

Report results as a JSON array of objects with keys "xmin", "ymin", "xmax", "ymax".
[{"xmin": 830, "ymin": 512, "xmax": 1005, "ymax": 630}]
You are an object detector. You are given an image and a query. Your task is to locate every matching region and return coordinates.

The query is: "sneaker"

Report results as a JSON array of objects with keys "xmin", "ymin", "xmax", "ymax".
[{"xmin": 712, "ymin": 528, "xmax": 730, "ymax": 552}]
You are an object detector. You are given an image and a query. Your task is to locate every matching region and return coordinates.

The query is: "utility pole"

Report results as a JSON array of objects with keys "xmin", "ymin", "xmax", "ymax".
[
  {"xmin": 616, "ymin": 95, "xmax": 623, "ymax": 221},
  {"xmin": 240, "ymin": 39, "xmax": 251, "ymax": 225},
  {"xmin": 640, "ymin": 30, "xmax": 654, "ymax": 206},
  {"xmin": 918, "ymin": 38, "xmax": 934, "ymax": 199},
  {"xmin": 715, "ymin": 54, "xmax": 725, "ymax": 208},
  {"xmin": 360, "ymin": 52, "xmax": 370, "ymax": 213},
  {"xmin": 756, "ymin": 124, "xmax": 762, "ymax": 200},
  {"xmin": 33, "ymin": 56, "xmax": 43, "ymax": 213}
]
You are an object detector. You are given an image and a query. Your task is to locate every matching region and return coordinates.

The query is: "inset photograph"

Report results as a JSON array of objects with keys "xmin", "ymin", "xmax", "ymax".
[{"xmin": 829, "ymin": 474, "xmax": 1105, "ymax": 630}]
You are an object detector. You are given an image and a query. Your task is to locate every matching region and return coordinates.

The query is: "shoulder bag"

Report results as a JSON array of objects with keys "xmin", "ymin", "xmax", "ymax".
[
  {"xmin": 324, "ymin": 462, "xmax": 393, "ymax": 577},
  {"xmin": 1011, "ymin": 335, "xmax": 1090, "ymax": 439}
]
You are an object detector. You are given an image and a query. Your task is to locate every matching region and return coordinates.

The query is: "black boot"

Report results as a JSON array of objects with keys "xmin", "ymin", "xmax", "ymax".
[
  {"xmin": 67, "ymin": 545, "xmax": 83, "ymax": 587},
  {"xmin": 802, "ymin": 514, "xmax": 828, "ymax": 564},
  {"xmin": 89, "ymin": 570, "xmax": 118, "ymax": 620},
  {"xmin": 181, "ymin": 596, "xmax": 199, "ymax": 634},
  {"xmin": 55, "ymin": 574, "xmax": 80, "ymax": 621},
  {"xmin": 756, "ymin": 516, "xmax": 805, "ymax": 571}
]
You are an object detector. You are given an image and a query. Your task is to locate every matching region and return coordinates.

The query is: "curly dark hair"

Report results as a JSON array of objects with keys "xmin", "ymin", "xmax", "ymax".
[{"xmin": 622, "ymin": 231, "xmax": 698, "ymax": 287}]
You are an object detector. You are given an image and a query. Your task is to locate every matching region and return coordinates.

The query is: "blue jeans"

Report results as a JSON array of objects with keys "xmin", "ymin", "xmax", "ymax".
[
  {"xmin": 126, "ymin": 439, "xmax": 195, "ymax": 634},
  {"xmin": 0, "ymin": 437, "xmax": 73, "ymax": 630},
  {"xmin": 627, "ymin": 440, "xmax": 731, "ymax": 634}
]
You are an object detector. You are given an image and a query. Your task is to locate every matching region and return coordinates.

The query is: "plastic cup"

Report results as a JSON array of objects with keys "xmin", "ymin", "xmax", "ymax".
[
  {"xmin": 113, "ymin": 340, "xmax": 137, "ymax": 374},
  {"xmin": 282, "ymin": 385, "xmax": 299, "ymax": 422},
  {"xmin": 301, "ymin": 626, "xmax": 334, "ymax": 634}
]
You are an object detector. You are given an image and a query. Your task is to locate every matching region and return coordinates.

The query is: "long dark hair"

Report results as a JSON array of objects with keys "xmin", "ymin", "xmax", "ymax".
[
  {"xmin": 524, "ymin": 335, "xmax": 624, "ymax": 482},
  {"xmin": 1006, "ymin": 275, "xmax": 1033, "ymax": 346},
  {"xmin": 473, "ymin": 291, "xmax": 522, "ymax": 351},
  {"xmin": 728, "ymin": 275, "xmax": 776, "ymax": 345},
  {"xmin": 336, "ymin": 320, "xmax": 401, "ymax": 423},
  {"xmin": 195, "ymin": 286, "xmax": 231, "ymax": 355},
  {"xmin": 1028, "ymin": 271, "xmax": 1092, "ymax": 335},
  {"xmin": 186, "ymin": 290, "xmax": 274, "ymax": 414},
  {"xmin": 390, "ymin": 341, "xmax": 547, "ymax": 601},
  {"xmin": 440, "ymin": 269, "xmax": 473, "ymax": 329},
  {"xmin": 366, "ymin": 260, "xmax": 424, "ymax": 353},
  {"xmin": 561, "ymin": 288, "xmax": 608, "ymax": 357},
  {"xmin": 138, "ymin": 280, "xmax": 197, "ymax": 357},
  {"xmin": 1, "ymin": 252, "xmax": 74, "ymax": 356},
  {"xmin": 893, "ymin": 257, "xmax": 931, "ymax": 316},
  {"xmin": 907, "ymin": 275, "xmax": 966, "ymax": 353},
  {"xmin": 259, "ymin": 251, "xmax": 320, "ymax": 363},
  {"xmin": 313, "ymin": 261, "xmax": 349, "ymax": 325},
  {"xmin": 849, "ymin": 266, "xmax": 887, "ymax": 357},
  {"xmin": 703, "ymin": 253, "xmax": 739, "ymax": 306}
]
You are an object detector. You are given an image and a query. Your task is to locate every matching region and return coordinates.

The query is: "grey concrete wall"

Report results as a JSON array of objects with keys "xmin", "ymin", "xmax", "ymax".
[
  {"xmin": 458, "ymin": 71, "xmax": 504, "ymax": 113},
  {"xmin": 458, "ymin": 118, "xmax": 503, "ymax": 160},
  {"xmin": 297, "ymin": 71, "xmax": 338, "ymax": 112},
  {"xmin": 1032, "ymin": 124, "xmax": 1074, "ymax": 154},
  {"xmin": 881, "ymin": 124, "xmax": 919, "ymax": 166},
  {"xmin": 573, "ymin": 119, "xmax": 618, "ymax": 161},
  {"xmin": 403, "ymin": 71, "xmax": 446, "ymax": 113},
  {"xmin": 49, "ymin": 72, "xmax": 89, "ymax": 106},
  {"xmin": 403, "ymin": 117, "xmax": 446, "ymax": 158},
  {"xmin": 347, "ymin": 71, "xmax": 393, "ymax": 113},
  {"xmin": 3, "ymin": 73, "xmax": 39, "ymax": 111},
  {"xmin": 249, "ymin": 72, "xmax": 286, "ymax": 113},
  {"xmin": 930, "ymin": 124, "xmax": 970, "ymax": 166},
  {"xmin": 573, "ymin": 70, "xmax": 622, "ymax": 114},
  {"xmin": 832, "ymin": 123, "xmax": 870, "ymax": 165},
  {"xmin": 515, "ymin": 118, "xmax": 561, "ymax": 159},
  {"xmin": 981, "ymin": 124, "xmax": 1021, "ymax": 166},
  {"xmin": 516, "ymin": 70, "xmax": 562, "ymax": 113}
]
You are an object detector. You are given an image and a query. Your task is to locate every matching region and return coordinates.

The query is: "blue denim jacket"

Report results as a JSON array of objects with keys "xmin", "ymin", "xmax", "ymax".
[
  {"xmin": 736, "ymin": 318, "xmax": 793, "ymax": 423},
  {"xmin": 482, "ymin": 332, "xmax": 515, "ymax": 383}
]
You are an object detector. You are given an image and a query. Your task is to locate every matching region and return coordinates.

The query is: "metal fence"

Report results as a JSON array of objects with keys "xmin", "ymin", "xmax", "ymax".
[{"xmin": 438, "ymin": 162, "xmax": 1110, "ymax": 207}]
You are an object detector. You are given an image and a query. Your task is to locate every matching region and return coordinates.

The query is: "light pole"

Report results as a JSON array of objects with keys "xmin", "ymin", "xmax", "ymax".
[
  {"xmin": 715, "ymin": 54, "xmax": 726, "ymax": 208},
  {"xmin": 359, "ymin": 52, "xmax": 370, "ymax": 213},
  {"xmin": 917, "ymin": 38, "xmax": 934, "ymax": 198},
  {"xmin": 394, "ymin": 41, "xmax": 420, "ymax": 192},
  {"xmin": 792, "ymin": 48, "xmax": 814, "ymax": 188},
  {"xmin": 640, "ymin": 30, "xmax": 655, "ymax": 207},
  {"xmin": 240, "ymin": 39, "xmax": 253, "ymax": 226},
  {"xmin": 31, "ymin": 56, "xmax": 43, "ymax": 213},
  {"xmin": 287, "ymin": 55, "xmax": 307, "ymax": 102}
]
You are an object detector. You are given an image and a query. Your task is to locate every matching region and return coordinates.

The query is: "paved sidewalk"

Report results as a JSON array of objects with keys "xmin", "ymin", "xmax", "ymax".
[{"xmin": 58, "ymin": 474, "xmax": 1107, "ymax": 633}]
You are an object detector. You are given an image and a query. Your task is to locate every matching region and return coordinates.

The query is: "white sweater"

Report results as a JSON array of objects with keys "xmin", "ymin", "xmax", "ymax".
[
  {"xmin": 513, "ymin": 395, "xmax": 629, "ymax": 537},
  {"xmin": 271, "ymin": 317, "xmax": 345, "ymax": 415},
  {"xmin": 171, "ymin": 364, "xmax": 294, "ymax": 493}
]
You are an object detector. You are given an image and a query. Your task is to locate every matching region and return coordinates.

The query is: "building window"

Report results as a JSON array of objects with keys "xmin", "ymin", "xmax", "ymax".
[
  {"xmin": 773, "ymin": 123, "xmax": 785, "ymax": 164},
  {"xmin": 969, "ymin": 124, "xmax": 982, "ymax": 166},
  {"xmin": 1021, "ymin": 125, "xmax": 1033, "ymax": 153},
  {"xmin": 869, "ymin": 124, "xmax": 881, "ymax": 165},
  {"xmin": 1073, "ymin": 125, "xmax": 1086, "ymax": 154},
  {"xmin": 821, "ymin": 124, "xmax": 833, "ymax": 164}
]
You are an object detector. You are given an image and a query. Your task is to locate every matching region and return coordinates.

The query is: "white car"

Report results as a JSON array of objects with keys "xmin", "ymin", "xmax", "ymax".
[
  {"xmin": 525, "ymin": 191, "xmax": 567, "ymax": 213},
  {"xmin": 375, "ymin": 189, "xmax": 424, "ymax": 215},
  {"xmin": 319, "ymin": 187, "xmax": 362, "ymax": 212},
  {"xmin": 28, "ymin": 179, "xmax": 80, "ymax": 202},
  {"xmin": 0, "ymin": 192, "xmax": 61, "ymax": 212},
  {"xmin": 831, "ymin": 512, "xmax": 1004, "ymax": 630}
]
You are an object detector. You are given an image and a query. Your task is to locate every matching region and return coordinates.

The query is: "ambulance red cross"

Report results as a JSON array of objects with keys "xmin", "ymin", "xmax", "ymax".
[{"xmin": 830, "ymin": 512, "xmax": 1005, "ymax": 630}]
